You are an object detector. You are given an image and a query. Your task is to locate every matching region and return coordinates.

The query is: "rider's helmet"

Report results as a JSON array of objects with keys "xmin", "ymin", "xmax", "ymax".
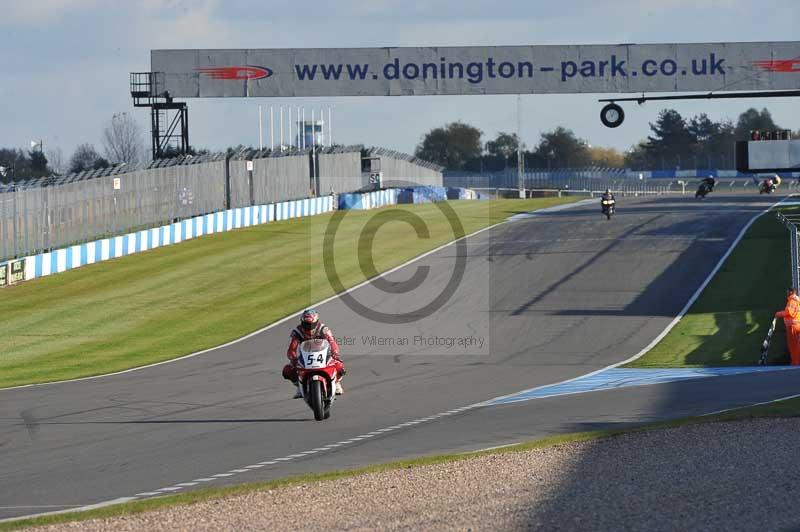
[
  {"xmin": 300, "ymin": 308, "xmax": 320, "ymax": 331},
  {"xmin": 605, "ymin": 188, "xmax": 611, "ymax": 194}
]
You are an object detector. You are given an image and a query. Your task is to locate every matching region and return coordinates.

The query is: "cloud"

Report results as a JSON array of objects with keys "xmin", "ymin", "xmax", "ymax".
[{"xmin": 1, "ymin": 0, "xmax": 101, "ymax": 26}]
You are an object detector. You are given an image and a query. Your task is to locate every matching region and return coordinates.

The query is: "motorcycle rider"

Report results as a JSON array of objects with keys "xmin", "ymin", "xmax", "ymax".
[
  {"xmin": 283, "ymin": 308, "xmax": 345, "ymax": 398},
  {"xmin": 600, "ymin": 188, "xmax": 616, "ymax": 212},
  {"xmin": 701, "ymin": 176, "xmax": 716, "ymax": 192}
]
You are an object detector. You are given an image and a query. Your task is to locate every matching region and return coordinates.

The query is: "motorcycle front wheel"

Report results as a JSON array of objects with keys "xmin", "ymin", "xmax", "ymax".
[{"xmin": 309, "ymin": 380, "xmax": 325, "ymax": 421}]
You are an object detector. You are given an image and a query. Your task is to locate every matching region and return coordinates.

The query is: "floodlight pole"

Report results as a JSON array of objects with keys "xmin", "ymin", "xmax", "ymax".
[
  {"xmin": 258, "ymin": 105, "xmax": 263, "ymax": 151},
  {"xmin": 516, "ymin": 95, "xmax": 524, "ymax": 198}
]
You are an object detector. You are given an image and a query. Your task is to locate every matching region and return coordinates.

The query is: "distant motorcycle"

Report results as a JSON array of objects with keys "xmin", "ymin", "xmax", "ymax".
[
  {"xmin": 695, "ymin": 182, "xmax": 712, "ymax": 199},
  {"xmin": 760, "ymin": 180, "xmax": 775, "ymax": 194},
  {"xmin": 601, "ymin": 198, "xmax": 616, "ymax": 220},
  {"xmin": 696, "ymin": 177, "xmax": 716, "ymax": 199},
  {"xmin": 295, "ymin": 339, "xmax": 339, "ymax": 421}
]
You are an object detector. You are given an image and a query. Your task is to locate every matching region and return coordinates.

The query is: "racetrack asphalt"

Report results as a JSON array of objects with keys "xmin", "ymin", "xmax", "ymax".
[{"xmin": 2, "ymin": 193, "xmax": 798, "ymax": 522}]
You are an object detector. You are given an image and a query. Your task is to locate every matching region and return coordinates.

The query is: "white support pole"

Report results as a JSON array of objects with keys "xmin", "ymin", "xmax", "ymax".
[
  {"xmin": 328, "ymin": 107, "xmax": 332, "ymax": 147},
  {"xmin": 269, "ymin": 106, "xmax": 274, "ymax": 151},
  {"xmin": 516, "ymin": 95, "xmax": 524, "ymax": 199},
  {"xmin": 258, "ymin": 105, "xmax": 263, "ymax": 151},
  {"xmin": 301, "ymin": 108, "xmax": 306, "ymax": 149},
  {"xmin": 320, "ymin": 107, "xmax": 325, "ymax": 147},
  {"xmin": 311, "ymin": 108, "xmax": 317, "ymax": 194},
  {"xmin": 288, "ymin": 107, "xmax": 293, "ymax": 149},
  {"xmin": 279, "ymin": 106, "xmax": 284, "ymax": 152}
]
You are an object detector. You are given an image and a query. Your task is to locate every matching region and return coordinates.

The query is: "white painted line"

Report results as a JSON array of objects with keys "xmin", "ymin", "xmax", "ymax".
[
  {"xmin": 245, "ymin": 464, "xmax": 266, "ymax": 469},
  {"xmin": 0, "ymin": 505, "xmax": 82, "ymax": 509},
  {"xmin": 0, "ymin": 498, "xmax": 138, "ymax": 525},
  {"xmin": 312, "ymin": 447, "xmax": 328, "ymax": 451},
  {"xmin": 258, "ymin": 461, "xmax": 277, "ymax": 465},
  {"xmin": 193, "ymin": 478, "xmax": 216, "ymax": 482},
  {"xmin": 135, "ymin": 492, "xmax": 162, "ymax": 497},
  {"xmin": 274, "ymin": 457, "xmax": 293, "ymax": 461},
  {"xmin": 701, "ymin": 392, "xmax": 800, "ymax": 417},
  {"xmin": 175, "ymin": 482, "xmax": 198, "ymax": 487},
  {"xmin": 157, "ymin": 487, "xmax": 183, "ymax": 492},
  {"xmin": 212, "ymin": 473, "xmax": 234, "ymax": 477},
  {"xmin": 228, "ymin": 469, "xmax": 250, "ymax": 473}
]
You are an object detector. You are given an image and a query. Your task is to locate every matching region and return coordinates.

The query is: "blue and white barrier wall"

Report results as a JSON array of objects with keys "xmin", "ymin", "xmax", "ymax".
[
  {"xmin": 398, "ymin": 186, "xmax": 449, "ymax": 204},
  {"xmin": 338, "ymin": 187, "xmax": 478, "ymax": 210},
  {"xmin": 338, "ymin": 189, "xmax": 399, "ymax": 210},
  {"xmin": 21, "ymin": 196, "xmax": 334, "ymax": 282}
]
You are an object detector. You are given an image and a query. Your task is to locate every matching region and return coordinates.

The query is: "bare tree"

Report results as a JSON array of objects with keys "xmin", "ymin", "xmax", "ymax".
[
  {"xmin": 69, "ymin": 143, "xmax": 109, "ymax": 174},
  {"xmin": 102, "ymin": 112, "xmax": 145, "ymax": 165},
  {"xmin": 46, "ymin": 147, "xmax": 65, "ymax": 175}
]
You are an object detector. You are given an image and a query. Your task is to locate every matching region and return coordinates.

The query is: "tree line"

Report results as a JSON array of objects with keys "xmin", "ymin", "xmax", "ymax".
[
  {"xmin": 414, "ymin": 107, "xmax": 797, "ymax": 172},
  {"xmin": 0, "ymin": 113, "xmax": 146, "ymax": 184}
]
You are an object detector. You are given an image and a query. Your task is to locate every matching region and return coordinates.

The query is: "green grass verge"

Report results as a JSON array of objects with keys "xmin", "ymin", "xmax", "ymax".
[
  {"xmin": 626, "ymin": 206, "xmax": 796, "ymax": 367},
  {"xmin": 0, "ymin": 198, "xmax": 576, "ymax": 389},
  {"xmin": 3, "ymin": 393, "xmax": 799, "ymax": 530}
]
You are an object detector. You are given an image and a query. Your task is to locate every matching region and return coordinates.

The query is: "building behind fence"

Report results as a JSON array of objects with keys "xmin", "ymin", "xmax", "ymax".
[{"xmin": 0, "ymin": 147, "xmax": 443, "ymax": 263}]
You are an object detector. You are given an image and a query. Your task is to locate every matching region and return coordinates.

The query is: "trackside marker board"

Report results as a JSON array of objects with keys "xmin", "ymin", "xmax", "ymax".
[{"xmin": 151, "ymin": 42, "xmax": 800, "ymax": 98}]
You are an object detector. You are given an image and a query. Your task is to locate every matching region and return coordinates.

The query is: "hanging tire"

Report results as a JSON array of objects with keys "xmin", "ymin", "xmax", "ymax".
[
  {"xmin": 310, "ymin": 380, "xmax": 325, "ymax": 421},
  {"xmin": 600, "ymin": 103, "xmax": 624, "ymax": 128}
]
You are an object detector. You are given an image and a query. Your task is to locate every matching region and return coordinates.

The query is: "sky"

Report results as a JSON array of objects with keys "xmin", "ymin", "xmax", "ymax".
[{"xmin": 1, "ymin": 0, "xmax": 799, "ymax": 163}]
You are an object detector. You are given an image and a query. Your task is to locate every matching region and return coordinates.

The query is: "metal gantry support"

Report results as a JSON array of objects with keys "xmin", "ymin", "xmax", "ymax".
[{"xmin": 776, "ymin": 211, "xmax": 800, "ymax": 292}]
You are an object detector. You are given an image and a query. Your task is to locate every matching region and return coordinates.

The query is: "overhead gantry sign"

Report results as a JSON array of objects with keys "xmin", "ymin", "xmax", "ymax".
[
  {"xmin": 134, "ymin": 41, "xmax": 800, "ymax": 155},
  {"xmin": 150, "ymin": 42, "xmax": 799, "ymax": 100}
]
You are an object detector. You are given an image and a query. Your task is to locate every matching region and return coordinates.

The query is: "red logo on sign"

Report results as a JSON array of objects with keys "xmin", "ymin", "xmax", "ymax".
[
  {"xmin": 195, "ymin": 66, "xmax": 272, "ymax": 80},
  {"xmin": 751, "ymin": 59, "xmax": 800, "ymax": 73}
]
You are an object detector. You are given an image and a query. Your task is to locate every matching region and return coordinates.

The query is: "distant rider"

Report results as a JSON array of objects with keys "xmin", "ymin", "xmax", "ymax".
[
  {"xmin": 701, "ymin": 176, "xmax": 716, "ymax": 192},
  {"xmin": 601, "ymin": 189, "xmax": 616, "ymax": 211},
  {"xmin": 282, "ymin": 309, "xmax": 345, "ymax": 398}
]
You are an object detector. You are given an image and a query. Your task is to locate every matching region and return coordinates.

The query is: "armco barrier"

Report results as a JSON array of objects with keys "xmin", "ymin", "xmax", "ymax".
[
  {"xmin": 338, "ymin": 189, "xmax": 399, "ymax": 210},
  {"xmin": 19, "ymin": 196, "xmax": 334, "ymax": 283}
]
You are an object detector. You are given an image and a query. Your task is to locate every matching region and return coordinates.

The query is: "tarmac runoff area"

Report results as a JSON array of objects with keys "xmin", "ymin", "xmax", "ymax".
[{"xmin": 31, "ymin": 418, "xmax": 800, "ymax": 531}]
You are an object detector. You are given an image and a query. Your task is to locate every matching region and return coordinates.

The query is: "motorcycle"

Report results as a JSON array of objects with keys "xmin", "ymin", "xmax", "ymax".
[
  {"xmin": 601, "ymin": 198, "xmax": 615, "ymax": 220},
  {"xmin": 295, "ymin": 338, "xmax": 339, "ymax": 421},
  {"xmin": 758, "ymin": 179, "xmax": 778, "ymax": 194},
  {"xmin": 759, "ymin": 177, "xmax": 780, "ymax": 194},
  {"xmin": 695, "ymin": 182, "xmax": 712, "ymax": 199}
]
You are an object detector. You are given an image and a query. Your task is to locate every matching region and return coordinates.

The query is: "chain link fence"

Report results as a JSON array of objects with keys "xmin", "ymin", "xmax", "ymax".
[
  {"xmin": 0, "ymin": 147, "xmax": 445, "ymax": 263},
  {"xmin": 0, "ymin": 154, "xmax": 226, "ymax": 262}
]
